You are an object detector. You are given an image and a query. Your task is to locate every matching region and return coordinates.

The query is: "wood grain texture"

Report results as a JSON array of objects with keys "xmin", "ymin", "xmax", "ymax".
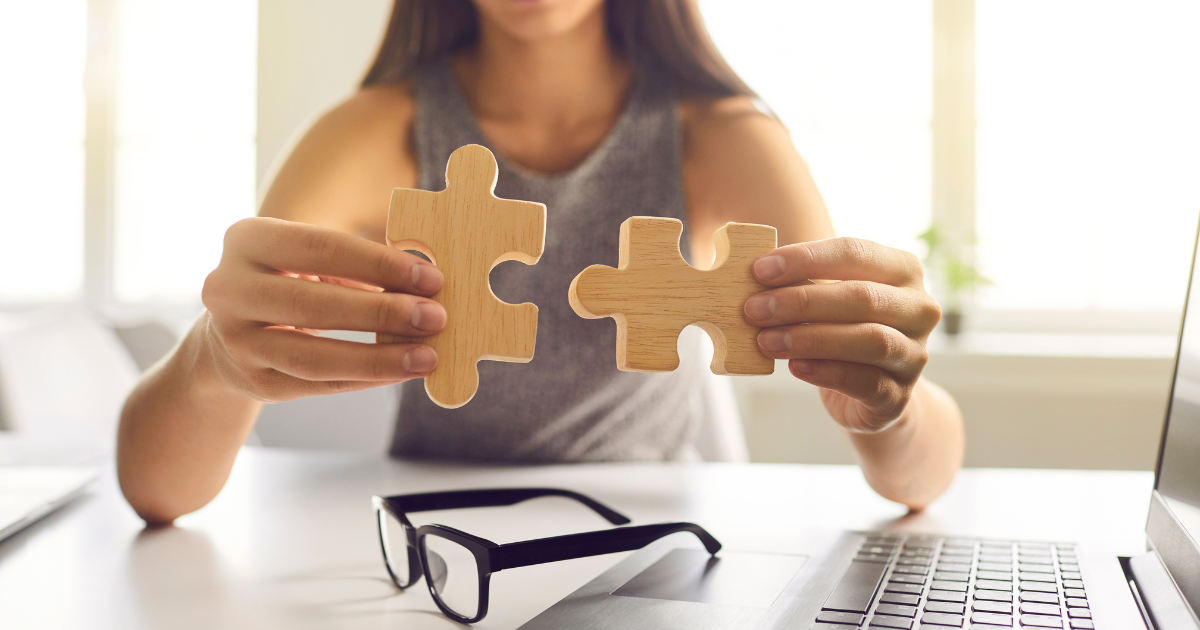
[
  {"xmin": 569, "ymin": 216, "xmax": 776, "ymax": 375},
  {"xmin": 378, "ymin": 144, "xmax": 546, "ymax": 408}
]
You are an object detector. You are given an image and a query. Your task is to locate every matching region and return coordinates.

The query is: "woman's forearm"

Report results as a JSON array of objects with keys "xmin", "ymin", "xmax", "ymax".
[
  {"xmin": 116, "ymin": 313, "xmax": 262, "ymax": 525},
  {"xmin": 845, "ymin": 379, "xmax": 965, "ymax": 510}
]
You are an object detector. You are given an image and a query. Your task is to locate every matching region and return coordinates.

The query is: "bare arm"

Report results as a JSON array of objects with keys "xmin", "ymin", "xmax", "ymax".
[
  {"xmin": 682, "ymin": 98, "xmax": 964, "ymax": 509},
  {"xmin": 117, "ymin": 87, "xmax": 441, "ymax": 524}
]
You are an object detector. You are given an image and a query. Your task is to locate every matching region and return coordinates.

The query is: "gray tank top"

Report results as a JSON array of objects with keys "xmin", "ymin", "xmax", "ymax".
[{"xmin": 390, "ymin": 58, "xmax": 712, "ymax": 462}]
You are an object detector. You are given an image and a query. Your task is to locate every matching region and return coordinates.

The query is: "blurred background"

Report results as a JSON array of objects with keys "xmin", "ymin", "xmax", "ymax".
[{"xmin": 1, "ymin": 0, "xmax": 1198, "ymax": 470}]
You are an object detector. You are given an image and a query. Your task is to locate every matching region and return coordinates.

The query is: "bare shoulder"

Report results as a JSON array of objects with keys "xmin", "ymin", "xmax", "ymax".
[
  {"xmin": 260, "ymin": 82, "xmax": 418, "ymax": 233},
  {"xmin": 680, "ymin": 96, "xmax": 833, "ymax": 246}
]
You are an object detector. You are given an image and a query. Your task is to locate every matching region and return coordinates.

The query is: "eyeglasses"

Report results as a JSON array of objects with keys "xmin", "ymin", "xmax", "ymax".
[{"xmin": 372, "ymin": 487, "xmax": 721, "ymax": 624}]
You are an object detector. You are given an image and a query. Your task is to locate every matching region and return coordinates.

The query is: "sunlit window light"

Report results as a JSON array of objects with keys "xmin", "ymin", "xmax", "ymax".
[
  {"xmin": 112, "ymin": 0, "xmax": 257, "ymax": 303},
  {"xmin": 700, "ymin": 0, "xmax": 933, "ymax": 255},
  {"xmin": 0, "ymin": 1, "xmax": 87, "ymax": 303},
  {"xmin": 976, "ymin": 0, "xmax": 1200, "ymax": 313}
]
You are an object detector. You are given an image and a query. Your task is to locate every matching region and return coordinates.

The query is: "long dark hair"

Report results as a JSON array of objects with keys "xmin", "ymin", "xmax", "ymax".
[{"xmin": 360, "ymin": 0, "xmax": 754, "ymax": 98}]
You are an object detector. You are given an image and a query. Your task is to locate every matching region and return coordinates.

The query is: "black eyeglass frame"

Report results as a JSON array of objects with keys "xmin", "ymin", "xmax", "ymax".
[{"xmin": 373, "ymin": 487, "xmax": 722, "ymax": 624}]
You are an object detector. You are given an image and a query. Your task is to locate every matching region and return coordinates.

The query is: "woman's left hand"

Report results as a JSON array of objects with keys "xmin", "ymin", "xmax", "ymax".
[{"xmin": 742, "ymin": 237, "xmax": 942, "ymax": 434}]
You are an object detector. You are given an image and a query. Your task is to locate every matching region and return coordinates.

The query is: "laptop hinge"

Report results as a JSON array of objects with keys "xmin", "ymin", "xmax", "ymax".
[{"xmin": 1128, "ymin": 550, "xmax": 1200, "ymax": 630}]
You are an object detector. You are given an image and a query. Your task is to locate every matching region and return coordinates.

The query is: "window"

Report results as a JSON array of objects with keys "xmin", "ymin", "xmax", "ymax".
[
  {"xmin": 700, "ymin": 0, "xmax": 933, "ymax": 255},
  {"xmin": 0, "ymin": 1, "xmax": 87, "ymax": 303},
  {"xmin": 702, "ymin": 0, "xmax": 1200, "ymax": 332},
  {"xmin": 0, "ymin": 0, "xmax": 256, "ymax": 309},
  {"xmin": 976, "ymin": 0, "xmax": 1200, "ymax": 315},
  {"xmin": 111, "ymin": 0, "xmax": 257, "ymax": 303}
]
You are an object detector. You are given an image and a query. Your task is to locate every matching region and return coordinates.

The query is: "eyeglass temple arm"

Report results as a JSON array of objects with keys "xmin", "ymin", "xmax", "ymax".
[
  {"xmin": 489, "ymin": 522, "xmax": 721, "ymax": 572},
  {"xmin": 385, "ymin": 488, "xmax": 630, "ymax": 525}
]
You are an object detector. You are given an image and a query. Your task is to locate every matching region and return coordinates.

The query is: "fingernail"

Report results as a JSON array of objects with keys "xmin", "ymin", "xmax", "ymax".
[
  {"xmin": 790, "ymin": 359, "xmax": 818, "ymax": 374},
  {"xmin": 758, "ymin": 329, "xmax": 792, "ymax": 352},
  {"xmin": 404, "ymin": 346, "xmax": 438, "ymax": 373},
  {"xmin": 754, "ymin": 255, "xmax": 786, "ymax": 280},
  {"xmin": 744, "ymin": 295, "xmax": 777, "ymax": 321},
  {"xmin": 410, "ymin": 302, "xmax": 446, "ymax": 332},
  {"xmin": 411, "ymin": 264, "xmax": 443, "ymax": 293}
]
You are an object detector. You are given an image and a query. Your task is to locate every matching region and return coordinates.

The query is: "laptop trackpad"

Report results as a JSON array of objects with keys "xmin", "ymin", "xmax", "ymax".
[{"xmin": 611, "ymin": 549, "xmax": 808, "ymax": 609}]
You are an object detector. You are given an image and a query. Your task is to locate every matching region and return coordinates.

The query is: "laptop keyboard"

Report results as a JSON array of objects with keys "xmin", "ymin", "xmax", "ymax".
[{"xmin": 811, "ymin": 533, "xmax": 1095, "ymax": 630}]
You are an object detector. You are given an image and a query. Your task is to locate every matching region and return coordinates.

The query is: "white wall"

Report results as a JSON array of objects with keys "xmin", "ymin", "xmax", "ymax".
[
  {"xmin": 254, "ymin": 3, "xmax": 1176, "ymax": 470},
  {"xmin": 257, "ymin": 0, "xmax": 392, "ymax": 188}
]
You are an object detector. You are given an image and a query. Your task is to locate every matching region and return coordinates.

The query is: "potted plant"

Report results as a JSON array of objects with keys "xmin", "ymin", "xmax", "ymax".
[{"xmin": 917, "ymin": 224, "xmax": 991, "ymax": 336}]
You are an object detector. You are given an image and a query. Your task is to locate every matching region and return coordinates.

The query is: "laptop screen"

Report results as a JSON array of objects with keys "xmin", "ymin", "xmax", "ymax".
[{"xmin": 1157, "ymin": 224, "xmax": 1200, "ymax": 545}]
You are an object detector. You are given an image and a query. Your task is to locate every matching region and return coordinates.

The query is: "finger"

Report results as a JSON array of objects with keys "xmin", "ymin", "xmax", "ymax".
[
  {"xmin": 787, "ymin": 358, "xmax": 910, "ymax": 420},
  {"xmin": 252, "ymin": 326, "xmax": 438, "ymax": 382},
  {"xmin": 744, "ymin": 281, "xmax": 941, "ymax": 338},
  {"xmin": 224, "ymin": 217, "xmax": 443, "ymax": 295},
  {"xmin": 756, "ymin": 323, "xmax": 928, "ymax": 379},
  {"xmin": 224, "ymin": 273, "xmax": 447, "ymax": 336},
  {"xmin": 752, "ymin": 237, "xmax": 924, "ymax": 288}
]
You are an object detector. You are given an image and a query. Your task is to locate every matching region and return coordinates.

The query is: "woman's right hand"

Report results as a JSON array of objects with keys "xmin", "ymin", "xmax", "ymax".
[{"xmin": 199, "ymin": 217, "xmax": 446, "ymax": 402}]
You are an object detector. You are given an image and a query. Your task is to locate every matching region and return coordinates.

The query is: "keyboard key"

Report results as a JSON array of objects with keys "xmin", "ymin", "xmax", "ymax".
[
  {"xmin": 1018, "ymin": 572, "xmax": 1056, "ymax": 583},
  {"xmin": 976, "ymin": 580, "xmax": 1013, "ymax": 591},
  {"xmin": 812, "ymin": 623, "xmax": 858, "ymax": 630},
  {"xmin": 904, "ymin": 550, "xmax": 935, "ymax": 557},
  {"xmin": 1017, "ymin": 556, "xmax": 1053, "ymax": 565},
  {"xmin": 886, "ymin": 583, "xmax": 925, "ymax": 595},
  {"xmin": 819, "ymin": 611, "xmax": 866, "ymax": 625},
  {"xmin": 892, "ymin": 574, "xmax": 927, "ymax": 584},
  {"xmin": 927, "ymin": 601, "xmax": 966, "ymax": 614},
  {"xmin": 883, "ymin": 592, "xmax": 921, "ymax": 606},
  {"xmin": 1064, "ymin": 598, "xmax": 1087, "ymax": 609},
  {"xmin": 978, "ymin": 562, "xmax": 1012, "ymax": 572},
  {"xmin": 823, "ymin": 561, "xmax": 890, "ymax": 613},
  {"xmin": 938, "ymin": 562, "xmax": 973, "ymax": 572},
  {"xmin": 1068, "ymin": 621, "xmax": 1093, "ymax": 630},
  {"xmin": 859, "ymin": 554, "xmax": 894, "ymax": 563},
  {"xmin": 934, "ymin": 571, "xmax": 971, "ymax": 582},
  {"xmin": 862, "ymin": 545, "xmax": 897, "ymax": 554},
  {"xmin": 1018, "ymin": 614, "xmax": 1061, "ymax": 627},
  {"xmin": 1058, "ymin": 564, "xmax": 1079, "ymax": 572},
  {"xmin": 895, "ymin": 565, "xmax": 929, "ymax": 575},
  {"xmin": 1067, "ymin": 609, "xmax": 1091, "ymax": 619},
  {"xmin": 1019, "ymin": 592, "xmax": 1058, "ymax": 605},
  {"xmin": 1019, "ymin": 582, "xmax": 1057, "ymax": 593},
  {"xmin": 921, "ymin": 612, "xmax": 965, "ymax": 627},
  {"xmin": 973, "ymin": 601, "xmax": 1012, "ymax": 614},
  {"xmin": 974, "ymin": 590, "xmax": 1012, "ymax": 602},
  {"xmin": 899, "ymin": 557, "xmax": 933, "ymax": 566},
  {"xmin": 1059, "ymin": 572, "xmax": 1081, "ymax": 580},
  {"xmin": 1063, "ymin": 589, "xmax": 1086, "ymax": 599},
  {"xmin": 878, "ymin": 604, "xmax": 919, "ymax": 618},
  {"xmin": 970, "ymin": 612, "xmax": 1013, "ymax": 627},
  {"xmin": 976, "ymin": 571, "xmax": 1012, "ymax": 581},
  {"xmin": 1061, "ymin": 580, "xmax": 1084, "ymax": 589},
  {"xmin": 941, "ymin": 549, "xmax": 974, "ymax": 558},
  {"xmin": 929, "ymin": 590, "xmax": 969, "ymax": 603},
  {"xmin": 1019, "ymin": 602, "xmax": 1060, "ymax": 616},
  {"xmin": 1018, "ymin": 564, "xmax": 1055, "ymax": 574},
  {"xmin": 870, "ymin": 614, "xmax": 914, "ymax": 629},
  {"xmin": 980, "ymin": 554, "xmax": 1014, "ymax": 564},
  {"xmin": 931, "ymin": 580, "xmax": 968, "ymax": 592}
]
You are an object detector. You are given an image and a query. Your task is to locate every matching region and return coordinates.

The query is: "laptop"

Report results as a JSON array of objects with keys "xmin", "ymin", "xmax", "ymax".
[
  {"xmin": 521, "ymin": 225, "xmax": 1200, "ymax": 630},
  {"xmin": 0, "ymin": 467, "xmax": 96, "ymax": 543}
]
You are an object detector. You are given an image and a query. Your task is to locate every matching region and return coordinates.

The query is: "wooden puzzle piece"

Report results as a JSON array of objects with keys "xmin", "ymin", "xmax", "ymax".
[
  {"xmin": 568, "ymin": 216, "xmax": 777, "ymax": 375},
  {"xmin": 378, "ymin": 144, "xmax": 546, "ymax": 408}
]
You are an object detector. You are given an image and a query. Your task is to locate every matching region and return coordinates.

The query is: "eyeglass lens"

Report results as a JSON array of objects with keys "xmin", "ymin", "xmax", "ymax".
[
  {"xmin": 378, "ymin": 509, "xmax": 411, "ymax": 586},
  {"xmin": 422, "ymin": 534, "xmax": 480, "ymax": 619}
]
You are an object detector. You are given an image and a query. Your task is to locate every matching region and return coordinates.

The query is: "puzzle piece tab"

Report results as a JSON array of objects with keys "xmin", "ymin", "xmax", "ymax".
[
  {"xmin": 568, "ymin": 216, "xmax": 776, "ymax": 375},
  {"xmin": 378, "ymin": 144, "xmax": 546, "ymax": 408}
]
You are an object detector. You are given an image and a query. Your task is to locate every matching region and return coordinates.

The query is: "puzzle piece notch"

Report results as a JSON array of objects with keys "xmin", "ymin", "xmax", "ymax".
[
  {"xmin": 569, "ymin": 216, "xmax": 777, "ymax": 376},
  {"xmin": 378, "ymin": 144, "xmax": 546, "ymax": 408}
]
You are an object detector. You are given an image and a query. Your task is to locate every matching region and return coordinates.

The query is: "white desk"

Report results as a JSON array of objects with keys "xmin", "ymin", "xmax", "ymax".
[{"xmin": 0, "ymin": 448, "xmax": 1153, "ymax": 629}]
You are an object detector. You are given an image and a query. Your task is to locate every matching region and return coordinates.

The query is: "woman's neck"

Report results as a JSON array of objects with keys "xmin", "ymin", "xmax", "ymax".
[{"xmin": 452, "ymin": 8, "xmax": 632, "ymax": 174}]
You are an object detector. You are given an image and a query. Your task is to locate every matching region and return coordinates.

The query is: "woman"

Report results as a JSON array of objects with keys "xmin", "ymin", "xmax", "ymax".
[{"xmin": 117, "ymin": 0, "xmax": 963, "ymax": 524}]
